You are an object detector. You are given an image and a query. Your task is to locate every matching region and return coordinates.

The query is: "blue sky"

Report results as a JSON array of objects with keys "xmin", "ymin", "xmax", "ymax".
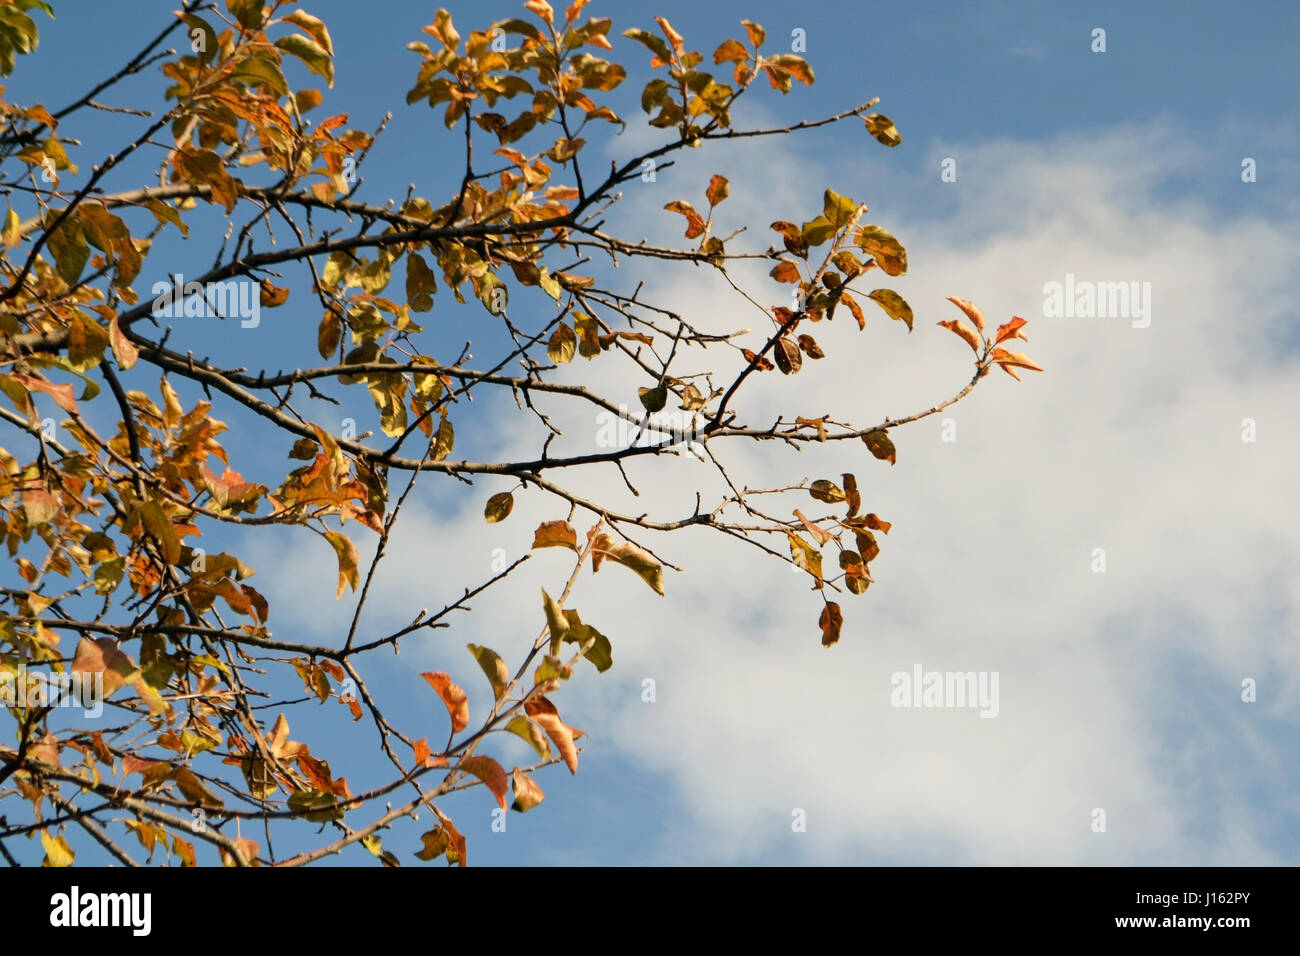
[{"xmin": 4, "ymin": 0, "xmax": 1298, "ymax": 865}]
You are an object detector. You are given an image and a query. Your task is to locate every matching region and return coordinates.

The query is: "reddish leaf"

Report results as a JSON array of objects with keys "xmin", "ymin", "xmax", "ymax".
[{"xmin": 995, "ymin": 316, "xmax": 1029, "ymax": 344}]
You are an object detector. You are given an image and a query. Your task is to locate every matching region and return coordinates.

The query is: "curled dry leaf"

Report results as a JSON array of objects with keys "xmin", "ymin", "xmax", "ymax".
[{"xmin": 420, "ymin": 671, "xmax": 469, "ymax": 733}]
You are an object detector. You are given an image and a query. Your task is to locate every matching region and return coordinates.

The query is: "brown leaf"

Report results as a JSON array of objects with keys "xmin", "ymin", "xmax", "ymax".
[
  {"xmin": 842, "ymin": 473, "xmax": 861, "ymax": 517},
  {"xmin": 796, "ymin": 333, "xmax": 824, "ymax": 359},
  {"xmin": 705, "ymin": 174, "xmax": 730, "ymax": 206},
  {"xmin": 819, "ymin": 602, "xmax": 844, "ymax": 647},
  {"xmin": 773, "ymin": 336, "xmax": 802, "ymax": 374},
  {"xmin": 769, "ymin": 259, "xmax": 801, "ymax": 283},
  {"xmin": 458, "ymin": 754, "xmax": 509, "ymax": 811}
]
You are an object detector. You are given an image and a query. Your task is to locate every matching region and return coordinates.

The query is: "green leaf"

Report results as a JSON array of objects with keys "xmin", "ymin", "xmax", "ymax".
[
  {"xmin": 623, "ymin": 27, "xmax": 672, "ymax": 65},
  {"xmin": 822, "ymin": 188, "xmax": 857, "ymax": 228},
  {"xmin": 560, "ymin": 609, "xmax": 613, "ymax": 673},
  {"xmin": 275, "ymin": 34, "xmax": 334, "ymax": 87},
  {"xmin": 542, "ymin": 588, "xmax": 569, "ymax": 655}
]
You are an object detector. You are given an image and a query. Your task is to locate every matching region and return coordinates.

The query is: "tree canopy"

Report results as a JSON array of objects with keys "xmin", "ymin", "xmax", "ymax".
[{"xmin": 0, "ymin": 0, "xmax": 1040, "ymax": 866}]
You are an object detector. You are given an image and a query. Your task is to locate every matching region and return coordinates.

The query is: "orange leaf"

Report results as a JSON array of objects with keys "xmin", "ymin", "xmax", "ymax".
[
  {"xmin": 995, "ymin": 316, "xmax": 1029, "ymax": 344},
  {"xmin": 412, "ymin": 738, "xmax": 447, "ymax": 769},
  {"xmin": 524, "ymin": 0, "xmax": 554, "ymax": 27},
  {"xmin": 532, "ymin": 520, "xmax": 578, "ymax": 551},
  {"xmin": 525, "ymin": 696, "xmax": 580, "ymax": 773},
  {"xmin": 664, "ymin": 200, "xmax": 705, "ymax": 239},
  {"xmin": 946, "ymin": 296, "xmax": 986, "ymax": 332},
  {"xmin": 654, "ymin": 16, "xmax": 684, "ymax": 55},
  {"xmin": 938, "ymin": 319, "xmax": 981, "ymax": 354},
  {"xmin": 990, "ymin": 348, "xmax": 1044, "ymax": 374},
  {"xmin": 421, "ymin": 672, "xmax": 469, "ymax": 733}
]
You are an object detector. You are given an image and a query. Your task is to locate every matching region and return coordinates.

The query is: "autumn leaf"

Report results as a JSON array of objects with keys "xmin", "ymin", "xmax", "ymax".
[
  {"xmin": 706, "ymin": 174, "xmax": 729, "ymax": 206},
  {"xmin": 819, "ymin": 602, "xmax": 844, "ymax": 646},
  {"xmin": 938, "ymin": 319, "xmax": 981, "ymax": 354},
  {"xmin": 525, "ymin": 696, "xmax": 581, "ymax": 773},
  {"xmin": 458, "ymin": 754, "xmax": 509, "ymax": 810},
  {"xmin": 466, "ymin": 644, "xmax": 510, "ymax": 700},
  {"xmin": 793, "ymin": 509, "xmax": 833, "ymax": 545},
  {"xmin": 548, "ymin": 322, "xmax": 577, "ymax": 364},
  {"xmin": 995, "ymin": 316, "xmax": 1029, "ymax": 344},
  {"xmin": 863, "ymin": 513, "xmax": 891, "ymax": 534},
  {"xmin": 324, "ymin": 531, "xmax": 360, "ymax": 598},
  {"xmin": 863, "ymin": 113, "xmax": 902, "ymax": 147},
  {"xmin": 592, "ymin": 539, "xmax": 665, "ymax": 595},
  {"xmin": 946, "ymin": 296, "xmax": 986, "ymax": 332},
  {"xmin": 843, "ymin": 473, "xmax": 861, "ymax": 517},
  {"xmin": 484, "ymin": 491, "xmax": 514, "ymax": 523},
  {"xmin": 862, "ymin": 429, "xmax": 896, "ymax": 465},
  {"xmin": 809, "ymin": 479, "xmax": 845, "ymax": 503},
  {"xmin": 868, "ymin": 289, "xmax": 913, "ymax": 330},
  {"xmin": 991, "ymin": 347, "xmax": 1045, "ymax": 381},
  {"xmin": 421, "ymin": 672, "xmax": 469, "ymax": 733},
  {"xmin": 769, "ymin": 259, "xmax": 801, "ymax": 283},
  {"xmin": 511, "ymin": 768, "xmax": 545, "ymax": 812},
  {"xmin": 664, "ymin": 200, "xmax": 706, "ymax": 239},
  {"xmin": 532, "ymin": 520, "xmax": 579, "ymax": 551}
]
